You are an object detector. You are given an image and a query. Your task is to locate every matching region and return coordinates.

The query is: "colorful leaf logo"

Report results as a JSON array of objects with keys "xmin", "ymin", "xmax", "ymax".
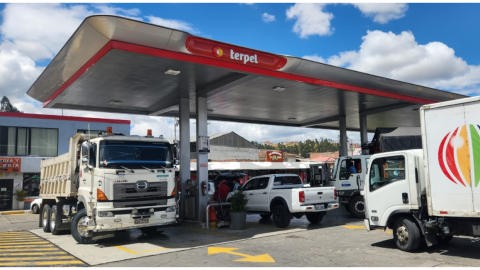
[{"xmin": 438, "ymin": 124, "xmax": 480, "ymax": 187}]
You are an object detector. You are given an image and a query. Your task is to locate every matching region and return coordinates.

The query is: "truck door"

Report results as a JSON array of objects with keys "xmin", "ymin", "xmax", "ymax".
[
  {"xmin": 242, "ymin": 179, "xmax": 258, "ymax": 211},
  {"xmin": 80, "ymin": 142, "xmax": 95, "ymax": 212},
  {"xmin": 338, "ymin": 158, "xmax": 363, "ymax": 192},
  {"xmin": 365, "ymin": 154, "xmax": 411, "ymax": 227},
  {"xmin": 250, "ymin": 177, "xmax": 270, "ymax": 211}
]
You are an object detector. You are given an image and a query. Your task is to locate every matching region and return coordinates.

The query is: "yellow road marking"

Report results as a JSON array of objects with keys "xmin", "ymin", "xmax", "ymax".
[
  {"xmin": 0, "ymin": 239, "xmax": 42, "ymax": 243},
  {"xmin": 0, "ymin": 241, "xmax": 49, "ymax": 245},
  {"xmin": 208, "ymin": 247, "xmax": 275, "ymax": 263},
  {"xmin": 1, "ymin": 211, "xmax": 25, "ymax": 215},
  {"xmin": 0, "ymin": 248, "xmax": 59, "ymax": 252},
  {"xmin": 0, "ymin": 245, "xmax": 54, "ymax": 248},
  {"xmin": 342, "ymin": 225, "xmax": 366, "ymax": 229},
  {"xmin": 0, "ymin": 256, "xmax": 75, "ymax": 261},
  {"xmin": 115, "ymin": 237, "xmax": 234, "ymax": 254},
  {"xmin": 0, "ymin": 261, "xmax": 84, "ymax": 266},
  {"xmin": 0, "ymin": 236, "xmax": 41, "ymax": 239},
  {"xmin": 0, "ymin": 251, "xmax": 67, "ymax": 256}
]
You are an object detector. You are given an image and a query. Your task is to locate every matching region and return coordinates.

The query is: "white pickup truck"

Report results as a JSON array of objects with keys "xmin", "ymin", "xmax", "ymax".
[{"xmin": 229, "ymin": 174, "xmax": 339, "ymax": 228}]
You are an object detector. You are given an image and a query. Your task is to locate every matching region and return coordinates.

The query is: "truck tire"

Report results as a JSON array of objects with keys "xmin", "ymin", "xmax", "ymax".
[
  {"xmin": 272, "ymin": 205, "xmax": 291, "ymax": 228},
  {"xmin": 32, "ymin": 204, "xmax": 39, "ymax": 214},
  {"xmin": 260, "ymin": 213, "xmax": 272, "ymax": 219},
  {"xmin": 71, "ymin": 209, "xmax": 95, "ymax": 244},
  {"xmin": 393, "ymin": 217, "xmax": 421, "ymax": 252},
  {"xmin": 42, "ymin": 205, "xmax": 52, "ymax": 233},
  {"xmin": 348, "ymin": 196, "xmax": 365, "ymax": 219},
  {"xmin": 50, "ymin": 205, "xmax": 62, "ymax": 235},
  {"xmin": 306, "ymin": 212, "xmax": 324, "ymax": 224},
  {"xmin": 140, "ymin": 227, "xmax": 164, "ymax": 235}
]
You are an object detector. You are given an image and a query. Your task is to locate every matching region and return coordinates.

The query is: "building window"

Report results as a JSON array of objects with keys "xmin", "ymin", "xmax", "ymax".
[
  {"xmin": 23, "ymin": 173, "xmax": 40, "ymax": 197},
  {"xmin": 0, "ymin": 126, "xmax": 58, "ymax": 157}
]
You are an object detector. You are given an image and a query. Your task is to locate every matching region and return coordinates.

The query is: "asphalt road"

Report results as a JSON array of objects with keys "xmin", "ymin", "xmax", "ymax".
[{"xmin": 3, "ymin": 208, "xmax": 480, "ymax": 267}]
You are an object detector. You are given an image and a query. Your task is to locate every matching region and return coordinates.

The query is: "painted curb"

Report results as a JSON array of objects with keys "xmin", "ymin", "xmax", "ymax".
[{"xmin": 0, "ymin": 210, "xmax": 31, "ymax": 215}]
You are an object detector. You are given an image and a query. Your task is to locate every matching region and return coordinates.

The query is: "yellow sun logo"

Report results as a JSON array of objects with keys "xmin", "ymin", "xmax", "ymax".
[{"xmin": 213, "ymin": 46, "xmax": 223, "ymax": 58}]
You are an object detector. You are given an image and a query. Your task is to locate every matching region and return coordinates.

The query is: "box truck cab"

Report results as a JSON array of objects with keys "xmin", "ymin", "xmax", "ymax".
[
  {"xmin": 363, "ymin": 96, "xmax": 480, "ymax": 252},
  {"xmin": 331, "ymin": 155, "xmax": 369, "ymax": 218}
]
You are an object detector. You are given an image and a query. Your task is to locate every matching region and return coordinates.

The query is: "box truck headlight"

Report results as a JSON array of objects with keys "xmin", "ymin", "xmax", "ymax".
[
  {"xmin": 166, "ymin": 206, "xmax": 176, "ymax": 213},
  {"xmin": 98, "ymin": 211, "xmax": 114, "ymax": 217}
]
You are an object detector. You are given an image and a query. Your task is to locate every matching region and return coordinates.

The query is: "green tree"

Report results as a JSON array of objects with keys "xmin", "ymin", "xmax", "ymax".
[{"xmin": 1, "ymin": 96, "xmax": 22, "ymax": 113}]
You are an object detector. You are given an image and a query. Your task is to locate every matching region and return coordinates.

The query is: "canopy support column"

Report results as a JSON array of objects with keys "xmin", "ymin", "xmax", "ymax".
[
  {"xmin": 196, "ymin": 96, "xmax": 209, "ymax": 222},
  {"xmin": 359, "ymin": 115, "xmax": 368, "ymax": 155},
  {"xmin": 178, "ymin": 97, "xmax": 190, "ymax": 220},
  {"xmin": 339, "ymin": 115, "xmax": 348, "ymax": 157}
]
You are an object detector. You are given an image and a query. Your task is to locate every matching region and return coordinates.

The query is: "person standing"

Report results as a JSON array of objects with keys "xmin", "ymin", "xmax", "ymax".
[
  {"xmin": 232, "ymin": 179, "xmax": 241, "ymax": 192},
  {"xmin": 218, "ymin": 180, "xmax": 230, "ymax": 202}
]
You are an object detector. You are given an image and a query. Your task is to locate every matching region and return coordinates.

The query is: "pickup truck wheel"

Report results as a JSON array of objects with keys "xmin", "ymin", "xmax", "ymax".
[
  {"xmin": 71, "ymin": 209, "xmax": 95, "ymax": 244},
  {"xmin": 42, "ymin": 205, "xmax": 51, "ymax": 233},
  {"xmin": 140, "ymin": 227, "xmax": 164, "ymax": 235},
  {"xmin": 272, "ymin": 205, "xmax": 291, "ymax": 228},
  {"xmin": 260, "ymin": 213, "xmax": 272, "ymax": 219},
  {"xmin": 50, "ymin": 205, "xmax": 62, "ymax": 235},
  {"xmin": 306, "ymin": 212, "xmax": 324, "ymax": 224},
  {"xmin": 393, "ymin": 217, "xmax": 421, "ymax": 252},
  {"xmin": 32, "ymin": 204, "xmax": 39, "ymax": 214},
  {"xmin": 348, "ymin": 196, "xmax": 365, "ymax": 218}
]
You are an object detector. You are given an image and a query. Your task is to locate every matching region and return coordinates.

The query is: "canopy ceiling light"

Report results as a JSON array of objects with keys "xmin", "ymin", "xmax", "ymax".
[
  {"xmin": 272, "ymin": 86, "xmax": 286, "ymax": 91},
  {"xmin": 165, "ymin": 69, "xmax": 181, "ymax": 75}
]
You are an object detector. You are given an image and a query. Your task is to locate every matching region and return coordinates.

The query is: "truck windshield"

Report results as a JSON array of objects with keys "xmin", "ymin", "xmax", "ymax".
[
  {"xmin": 332, "ymin": 158, "xmax": 339, "ymax": 180},
  {"xmin": 99, "ymin": 141, "xmax": 173, "ymax": 169}
]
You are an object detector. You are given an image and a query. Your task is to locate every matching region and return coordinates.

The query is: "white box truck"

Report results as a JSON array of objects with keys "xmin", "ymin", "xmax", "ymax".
[
  {"xmin": 363, "ymin": 96, "xmax": 480, "ymax": 252},
  {"xmin": 39, "ymin": 130, "xmax": 179, "ymax": 244}
]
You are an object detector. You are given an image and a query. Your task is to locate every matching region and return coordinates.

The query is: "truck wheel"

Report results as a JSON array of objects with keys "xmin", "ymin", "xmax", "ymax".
[
  {"xmin": 50, "ymin": 205, "xmax": 63, "ymax": 235},
  {"xmin": 140, "ymin": 227, "xmax": 164, "ymax": 235},
  {"xmin": 71, "ymin": 209, "xmax": 95, "ymax": 244},
  {"xmin": 272, "ymin": 205, "xmax": 291, "ymax": 228},
  {"xmin": 260, "ymin": 213, "xmax": 272, "ymax": 219},
  {"xmin": 42, "ymin": 205, "xmax": 52, "ymax": 233},
  {"xmin": 348, "ymin": 196, "xmax": 365, "ymax": 218},
  {"xmin": 306, "ymin": 212, "xmax": 324, "ymax": 224},
  {"xmin": 32, "ymin": 204, "xmax": 39, "ymax": 214},
  {"xmin": 393, "ymin": 217, "xmax": 421, "ymax": 252}
]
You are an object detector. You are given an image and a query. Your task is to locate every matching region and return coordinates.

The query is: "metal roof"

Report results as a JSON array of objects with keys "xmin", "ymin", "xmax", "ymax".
[{"xmin": 27, "ymin": 15, "xmax": 466, "ymax": 132}]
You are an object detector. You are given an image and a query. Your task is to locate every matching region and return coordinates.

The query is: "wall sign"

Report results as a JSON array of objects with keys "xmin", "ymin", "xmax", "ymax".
[
  {"xmin": 198, "ymin": 136, "xmax": 210, "ymax": 154},
  {"xmin": 185, "ymin": 37, "xmax": 287, "ymax": 70},
  {"xmin": 266, "ymin": 151, "xmax": 284, "ymax": 162},
  {"xmin": 0, "ymin": 158, "xmax": 21, "ymax": 173}
]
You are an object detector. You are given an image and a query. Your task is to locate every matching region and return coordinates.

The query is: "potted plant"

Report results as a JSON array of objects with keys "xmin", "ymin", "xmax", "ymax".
[
  {"xmin": 15, "ymin": 190, "xmax": 28, "ymax": 210},
  {"xmin": 229, "ymin": 187, "xmax": 248, "ymax": 230}
]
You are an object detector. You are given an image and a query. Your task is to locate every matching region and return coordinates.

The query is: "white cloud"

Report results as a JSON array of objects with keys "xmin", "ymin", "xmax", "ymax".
[
  {"xmin": 146, "ymin": 15, "xmax": 199, "ymax": 34},
  {"xmin": 352, "ymin": 3, "xmax": 408, "ymax": 24},
  {"xmin": 262, "ymin": 12, "xmax": 275, "ymax": 23},
  {"xmin": 302, "ymin": 54, "xmax": 326, "ymax": 63},
  {"xmin": 286, "ymin": 3, "xmax": 334, "ymax": 38},
  {"xmin": 324, "ymin": 30, "xmax": 480, "ymax": 93}
]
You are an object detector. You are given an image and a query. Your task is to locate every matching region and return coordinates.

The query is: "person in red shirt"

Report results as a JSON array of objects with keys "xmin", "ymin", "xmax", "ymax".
[{"xmin": 217, "ymin": 179, "xmax": 230, "ymax": 202}]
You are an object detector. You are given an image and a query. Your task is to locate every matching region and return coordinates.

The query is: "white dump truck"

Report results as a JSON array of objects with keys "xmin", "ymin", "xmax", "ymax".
[
  {"xmin": 363, "ymin": 96, "xmax": 480, "ymax": 252},
  {"xmin": 39, "ymin": 130, "xmax": 179, "ymax": 244}
]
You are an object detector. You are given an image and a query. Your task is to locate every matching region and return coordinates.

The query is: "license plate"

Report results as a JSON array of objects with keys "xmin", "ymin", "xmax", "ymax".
[
  {"xmin": 134, "ymin": 218, "xmax": 149, "ymax": 224},
  {"xmin": 315, "ymin": 205, "xmax": 325, "ymax": 210}
]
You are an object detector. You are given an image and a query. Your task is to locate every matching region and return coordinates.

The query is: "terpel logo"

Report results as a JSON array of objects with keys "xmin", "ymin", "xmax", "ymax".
[
  {"xmin": 212, "ymin": 46, "xmax": 259, "ymax": 65},
  {"xmin": 438, "ymin": 124, "xmax": 480, "ymax": 187}
]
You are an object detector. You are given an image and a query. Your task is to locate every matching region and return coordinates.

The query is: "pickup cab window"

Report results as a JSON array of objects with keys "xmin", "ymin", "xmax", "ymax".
[
  {"xmin": 256, "ymin": 177, "xmax": 270, "ymax": 189},
  {"xmin": 243, "ymin": 179, "xmax": 257, "ymax": 191},
  {"xmin": 273, "ymin": 176, "xmax": 302, "ymax": 186},
  {"xmin": 369, "ymin": 156, "xmax": 406, "ymax": 192}
]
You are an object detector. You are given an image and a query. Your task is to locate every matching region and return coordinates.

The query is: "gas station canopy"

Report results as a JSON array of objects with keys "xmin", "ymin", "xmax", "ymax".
[{"xmin": 28, "ymin": 15, "xmax": 465, "ymax": 132}]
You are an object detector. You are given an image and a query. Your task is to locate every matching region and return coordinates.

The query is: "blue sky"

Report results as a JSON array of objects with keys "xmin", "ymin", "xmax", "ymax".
[{"xmin": 1, "ymin": 3, "xmax": 480, "ymax": 145}]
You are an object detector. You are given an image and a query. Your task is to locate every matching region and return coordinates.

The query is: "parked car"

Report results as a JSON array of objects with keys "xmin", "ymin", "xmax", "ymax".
[
  {"xmin": 30, "ymin": 198, "xmax": 42, "ymax": 214},
  {"xmin": 227, "ymin": 174, "xmax": 339, "ymax": 228}
]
